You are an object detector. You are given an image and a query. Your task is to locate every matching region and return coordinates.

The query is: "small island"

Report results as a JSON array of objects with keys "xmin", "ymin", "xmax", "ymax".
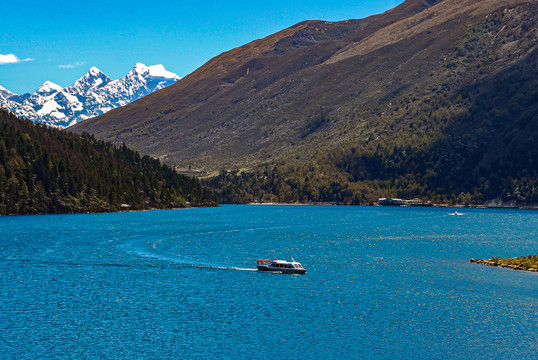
[{"xmin": 470, "ymin": 256, "xmax": 538, "ymax": 272}]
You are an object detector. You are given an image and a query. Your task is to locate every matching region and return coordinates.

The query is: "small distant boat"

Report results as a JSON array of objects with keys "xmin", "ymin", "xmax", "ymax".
[
  {"xmin": 256, "ymin": 258, "xmax": 306, "ymax": 274},
  {"xmin": 449, "ymin": 211, "xmax": 464, "ymax": 216}
]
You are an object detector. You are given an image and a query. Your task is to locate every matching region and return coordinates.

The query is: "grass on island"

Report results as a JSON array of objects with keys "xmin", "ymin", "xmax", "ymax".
[{"xmin": 470, "ymin": 256, "xmax": 538, "ymax": 272}]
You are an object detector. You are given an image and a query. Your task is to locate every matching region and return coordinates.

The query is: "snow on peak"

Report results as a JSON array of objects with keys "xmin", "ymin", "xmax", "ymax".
[
  {"xmin": 0, "ymin": 84, "xmax": 16, "ymax": 97},
  {"xmin": 132, "ymin": 63, "xmax": 149, "ymax": 74},
  {"xmin": 37, "ymin": 81, "xmax": 63, "ymax": 93},
  {"xmin": 82, "ymin": 66, "xmax": 107, "ymax": 80},
  {"xmin": 2, "ymin": 62, "xmax": 180, "ymax": 128},
  {"xmin": 69, "ymin": 67, "xmax": 111, "ymax": 95},
  {"xmin": 88, "ymin": 66, "xmax": 103, "ymax": 76},
  {"xmin": 147, "ymin": 64, "xmax": 180, "ymax": 80},
  {"xmin": 128, "ymin": 63, "xmax": 180, "ymax": 80}
]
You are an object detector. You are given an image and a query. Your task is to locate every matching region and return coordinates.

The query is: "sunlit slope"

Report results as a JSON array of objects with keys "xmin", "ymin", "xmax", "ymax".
[{"xmin": 72, "ymin": 0, "xmax": 536, "ymax": 180}]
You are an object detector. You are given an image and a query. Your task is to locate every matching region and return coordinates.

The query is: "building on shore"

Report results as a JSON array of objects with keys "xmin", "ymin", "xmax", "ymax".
[
  {"xmin": 378, "ymin": 198, "xmax": 403, "ymax": 206},
  {"xmin": 378, "ymin": 198, "xmax": 433, "ymax": 207}
]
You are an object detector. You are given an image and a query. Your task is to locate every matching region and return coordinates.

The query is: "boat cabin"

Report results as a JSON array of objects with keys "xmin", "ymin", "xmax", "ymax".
[{"xmin": 271, "ymin": 259, "xmax": 304, "ymax": 269}]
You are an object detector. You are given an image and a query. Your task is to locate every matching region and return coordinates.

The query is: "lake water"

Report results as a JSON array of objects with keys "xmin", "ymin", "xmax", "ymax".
[{"xmin": 1, "ymin": 205, "xmax": 536, "ymax": 359}]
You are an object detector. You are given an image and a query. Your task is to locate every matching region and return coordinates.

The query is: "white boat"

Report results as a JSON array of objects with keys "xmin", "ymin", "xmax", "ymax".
[
  {"xmin": 256, "ymin": 258, "xmax": 306, "ymax": 274},
  {"xmin": 449, "ymin": 211, "xmax": 464, "ymax": 216}
]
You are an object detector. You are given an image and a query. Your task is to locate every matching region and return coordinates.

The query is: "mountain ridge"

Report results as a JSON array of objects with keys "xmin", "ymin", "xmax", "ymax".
[
  {"xmin": 71, "ymin": 0, "xmax": 449, "ymax": 167},
  {"xmin": 0, "ymin": 64, "xmax": 180, "ymax": 127},
  {"xmin": 73, "ymin": 0, "xmax": 534, "ymax": 171}
]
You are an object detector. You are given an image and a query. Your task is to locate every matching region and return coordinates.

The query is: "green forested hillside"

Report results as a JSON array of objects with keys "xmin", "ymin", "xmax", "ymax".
[
  {"xmin": 0, "ymin": 109, "xmax": 216, "ymax": 215},
  {"xmin": 203, "ymin": 45, "xmax": 538, "ymax": 205}
]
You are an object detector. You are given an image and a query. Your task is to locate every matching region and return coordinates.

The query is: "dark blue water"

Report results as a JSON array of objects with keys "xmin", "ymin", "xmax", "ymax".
[{"xmin": 1, "ymin": 205, "xmax": 536, "ymax": 359}]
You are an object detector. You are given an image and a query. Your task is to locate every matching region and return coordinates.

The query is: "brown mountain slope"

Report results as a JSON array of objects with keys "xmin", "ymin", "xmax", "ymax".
[{"xmin": 72, "ymin": 0, "xmax": 535, "ymax": 175}]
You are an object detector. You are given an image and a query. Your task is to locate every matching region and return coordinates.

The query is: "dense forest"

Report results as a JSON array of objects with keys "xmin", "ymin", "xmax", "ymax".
[{"xmin": 0, "ymin": 109, "xmax": 216, "ymax": 215}]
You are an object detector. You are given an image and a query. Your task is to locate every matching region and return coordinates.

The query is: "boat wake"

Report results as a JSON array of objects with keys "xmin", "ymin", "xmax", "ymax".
[
  {"xmin": 127, "ymin": 247, "xmax": 257, "ymax": 272},
  {"xmin": 230, "ymin": 267, "xmax": 258, "ymax": 272}
]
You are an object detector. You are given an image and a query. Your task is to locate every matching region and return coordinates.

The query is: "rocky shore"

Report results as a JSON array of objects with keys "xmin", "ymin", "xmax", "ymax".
[{"xmin": 470, "ymin": 256, "xmax": 538, "ymax": 272}]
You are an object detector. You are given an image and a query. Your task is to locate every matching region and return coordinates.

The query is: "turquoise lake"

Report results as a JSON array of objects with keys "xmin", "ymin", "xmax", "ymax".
[{"xmin": 1, "ymin": 205, "xmax": 537, "ymax": 359}]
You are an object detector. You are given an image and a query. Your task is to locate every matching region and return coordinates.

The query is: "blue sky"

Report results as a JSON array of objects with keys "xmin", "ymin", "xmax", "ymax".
[{"xmin": 1, "ymin": 0, "xmax": 403, "ymax": 94}]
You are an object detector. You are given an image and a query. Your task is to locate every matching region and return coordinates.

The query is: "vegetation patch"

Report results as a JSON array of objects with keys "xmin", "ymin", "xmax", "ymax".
[{"xmin": 470, "ymin": 256, "xmax": 538, "ymax": 272}]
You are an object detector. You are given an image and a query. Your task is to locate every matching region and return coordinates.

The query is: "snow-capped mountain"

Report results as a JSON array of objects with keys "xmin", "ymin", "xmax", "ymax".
[
  {"xmin": 0, "ymin": 64, "xmax": 180, "ymax": 127},
  {"xmin": 68, "ymin": 67, "xmax": 111, "ymax": 96},
  {"xmin": 36, "ymin": 81, "xmax": 64, "ymax": 94}
]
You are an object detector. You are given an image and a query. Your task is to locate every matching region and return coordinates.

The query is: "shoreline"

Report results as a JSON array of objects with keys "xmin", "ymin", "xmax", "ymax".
[
  {"xmin": 246, "ymin": 202, "xmax": 537, "ymax": 210},
  {"xmin": 0, "ymin": 203, "xmax": 219, "ymax": 217}
]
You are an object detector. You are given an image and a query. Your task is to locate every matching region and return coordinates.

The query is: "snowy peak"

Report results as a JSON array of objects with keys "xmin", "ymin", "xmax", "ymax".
[
  {"xmin": 0, "ymin": 63, "xmax": 181, "ymax": 127},
  {"xmin": 88, "ymin": 66, "xmax": 102, "ymax": 76},
  {"xmin": 0, "ymin": 86, "xmax": 15, "ymax": 105},
  {"xmin": 148, "ymin": 64, "xmax": 181, "ymax": 80},
  {"xmin": 0, "ymin": 84, "xmax": 14, "ymax": 96},
  {"xmin": 128, "ymin": 63, "xmax": 180, "ymax": 80},
  {"xmin": 101, "ymin": 63, "xmax": 181, "ymax": 108},
  {"xmin": 0, "ymin": 85, "xmax": 15, "ymax": 102},
  {"xmin": 127, "ymin": 63, "xmax": 150, "ymax": 81},
  {"xmin": 68, "ymin": 67, "xmax": 111, "ymax": 95},
  {"xmin": 36, "ymin": 81, "xmax": 63, "ymax": 94},
  {"xmin": 132, "ymin": 63, "xmax": 148, "ymax": 74}
]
